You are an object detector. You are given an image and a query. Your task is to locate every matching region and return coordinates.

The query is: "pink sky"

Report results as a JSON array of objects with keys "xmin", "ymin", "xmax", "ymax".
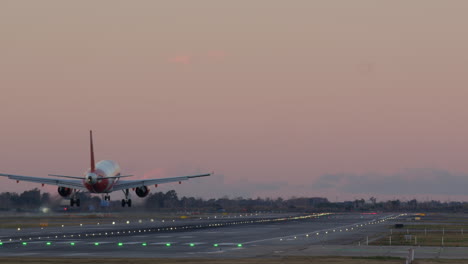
[{"xmin": 2, "ymin": 1, "xmax": 468, "ymax": 201}]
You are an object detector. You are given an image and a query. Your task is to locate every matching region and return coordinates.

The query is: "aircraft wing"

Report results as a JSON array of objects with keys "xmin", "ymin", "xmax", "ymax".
[
  {"xmin": 0, "ymin": 173, "xmax": 87, "ymax": 190},
  {"xmin": 112, "ymin": 173, "xmax": 211, "ymax": 191}
]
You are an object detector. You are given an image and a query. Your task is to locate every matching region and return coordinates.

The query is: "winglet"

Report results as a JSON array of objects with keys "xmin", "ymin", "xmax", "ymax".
[{"xmin": 90, "ymin": 130, "xmax": 95, "ymax": 172}]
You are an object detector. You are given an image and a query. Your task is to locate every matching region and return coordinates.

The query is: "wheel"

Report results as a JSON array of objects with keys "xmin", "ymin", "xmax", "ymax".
[
  {"xmin": 121, "ymin": 199, "xmax": 126, "ymax": 207},
  {"xmin": 76, "ymin": 199, "xmax": 80, "ymax": 207},
  {"xmin": 70, "ymin": 199, "xmax": 75, "ymax": 207},
  {"xmin": 128, "ymin": 199, "xmax": 132, "ymax": 207}
]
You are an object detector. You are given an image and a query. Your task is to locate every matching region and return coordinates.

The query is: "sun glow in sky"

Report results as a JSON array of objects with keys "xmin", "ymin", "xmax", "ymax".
[{"xmin": 2, "ymin": 1, "xmax": 468, "ymax": 200}]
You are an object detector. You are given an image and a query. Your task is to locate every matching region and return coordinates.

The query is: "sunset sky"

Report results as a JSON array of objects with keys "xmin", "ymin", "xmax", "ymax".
[{"xmin": 2, "ymin": 1, "xmax": 468, "ymax": 201}]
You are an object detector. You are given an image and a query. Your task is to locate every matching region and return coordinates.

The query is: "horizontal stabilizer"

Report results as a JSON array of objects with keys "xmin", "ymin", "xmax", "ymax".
[
  {"xmin": 101, "ymin": 175, "xmax": 133, "ymax": 180},
  {"xmin": 48, "ymin": 174, "xmax": 83, "ymax": 179},
  {"xmin": 49, "ymin": 174, "xmax": 134, "ymax": 180}
]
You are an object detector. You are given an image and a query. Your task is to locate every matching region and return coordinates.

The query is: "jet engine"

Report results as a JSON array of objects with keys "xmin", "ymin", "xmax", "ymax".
[
  {"xmin": 58, "ymin": 187, "xmax": 72, "ymax": 197},
  {"xmin": 135, "ymin": 186, "xmax": 149, "ymax": 198}
]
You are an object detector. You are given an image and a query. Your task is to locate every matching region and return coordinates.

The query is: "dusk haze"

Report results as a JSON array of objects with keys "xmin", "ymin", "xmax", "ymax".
[{"xmin": 2, "ymin": 0, "xmax": 468, "ymax": 201}]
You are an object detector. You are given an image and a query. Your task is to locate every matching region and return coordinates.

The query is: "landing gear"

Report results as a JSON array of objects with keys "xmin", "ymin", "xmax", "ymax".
[
  {"xmin": 103, "ymin": 195, "xmax": 111, "ymax": 201},
  {"xmin": 121, "ymin": 189, "xmax": 132, "ymax": 207},
  {"xmin": 70, "ymin": 198, "xmax": 80, "ymax": 207},
  {"xmin": 70, "ymin": 189, "xmax": 80, "ymax": 207},
  {"xmin": 121, "ymin": 199, "xmax": 132, "ymax": 207}
]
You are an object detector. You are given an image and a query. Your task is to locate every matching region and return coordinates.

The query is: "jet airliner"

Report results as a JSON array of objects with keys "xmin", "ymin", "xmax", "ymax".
[{"xmin": 0, "ymin": 131, "xmax": 211, "ymax": 207}]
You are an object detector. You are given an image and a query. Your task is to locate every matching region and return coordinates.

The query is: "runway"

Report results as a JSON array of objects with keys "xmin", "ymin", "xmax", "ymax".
[{"xmin": 0, "ymin": 213, "xmax": 404, "ymax": 258}]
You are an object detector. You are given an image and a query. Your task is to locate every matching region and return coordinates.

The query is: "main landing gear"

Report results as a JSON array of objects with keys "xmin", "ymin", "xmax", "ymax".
[
  {"xmin": 70, "ymin": 190, "xmax": 80, "ymax": 207},
  {"xmin": 121, "ymin": 189, "xmax": 132, "ymax": 207},
  {"xmin": 70, "ymin": 198, "xmax": 80, "ymax": 207},
  {"xmin": 103, "ymin": 194, "xmax": 111, "ymax": 201}
]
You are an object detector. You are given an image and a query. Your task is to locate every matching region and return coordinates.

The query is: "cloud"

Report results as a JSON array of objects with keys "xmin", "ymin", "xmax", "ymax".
[
  {"xmin": 168, "ymin": 55, "xmax": 191, "ymax": 65},
  {"xmin": 207, "ymin": 50, "xmax": 227, "ymax": 61},
  {"xmin": 311, "ymin": 168, "xmax": 468, "ymax": 196},
  {"xmin": 167, "ymin": 51, "xmax": 227, "ymax": 66},
  {"xmin": 165, "ymin": 173, "xmax": 290, "ymax": 199},
  {"xmin": 136, "ymin": 167, "xmax": 291, "ymax": 199}
]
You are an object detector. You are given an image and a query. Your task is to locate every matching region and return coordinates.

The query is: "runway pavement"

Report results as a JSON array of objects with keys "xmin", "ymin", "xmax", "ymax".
[{"xmin": 0, "ymin": 213, "xmax": 415, "ymax": 258}]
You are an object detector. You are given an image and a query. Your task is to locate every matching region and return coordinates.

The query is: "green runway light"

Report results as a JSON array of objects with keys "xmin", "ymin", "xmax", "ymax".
[
  {"xmin": 70, "ymin": 242, "xmax": 75, "ymax": 246},
  {"xmin": 165, "ymin": 243, "xmax": 171, "ymax": 247},
  {"xmin": 46, "ymin": 242, "xmax": 51, "ymax": 246},
  {"xmin": 0, "ymin": 242, "xmax": 3, "ymax": 246},
  {"xmin": 94, "ymin": 242, "xmax": 99, "ymax": 246},
  {"xmin": 142, "ymin": 243, "xmax": 147, "ymax": 246},
  {"xmin": 213, "ymin": 244, "xmax": 219, "ymax": 247},
  {"xmin": 118, "ymin": 242, "xmax": 123, "ymax": 246},
  {"xmin": 237, "ymin": 244, "xmax": 243, "ymax": 247},
  {"xmin": 189, "ymin": 243, "xmax": 195, "ymax": 247},
  {"xmin": 22, "ymin": 242, "xmax": 27, "ymax": 246}
]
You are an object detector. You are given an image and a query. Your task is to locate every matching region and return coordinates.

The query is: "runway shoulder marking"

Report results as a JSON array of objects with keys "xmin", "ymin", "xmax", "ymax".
[
  {"xmin": 61, "ymin": 253, "xmax": 89, "ymax": 257},
  {"xmin": 216, "ymin": 243, "xmax": 240, "ymax": 246},
  {"xmin": 122, "ymin": 241, "xmax": 144, "ymax": 245},
  {"xmin": 13, "ymin": 253, "xmax": 39, "ymax": 256},
  {"xmin": 150, "ymin": 242, "xmax": 176, "ymax": 245}
]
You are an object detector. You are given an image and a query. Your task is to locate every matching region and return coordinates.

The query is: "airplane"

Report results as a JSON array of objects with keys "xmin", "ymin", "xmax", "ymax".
[{"xmin": 0, "ymin": 131, "xmax": 212, "ymax": 207}]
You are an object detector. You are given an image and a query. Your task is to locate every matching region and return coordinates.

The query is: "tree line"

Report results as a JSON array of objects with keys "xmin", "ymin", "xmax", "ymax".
[{"xmin": 1, "ymin": 188, "xmax": 467, "ymax": 213}]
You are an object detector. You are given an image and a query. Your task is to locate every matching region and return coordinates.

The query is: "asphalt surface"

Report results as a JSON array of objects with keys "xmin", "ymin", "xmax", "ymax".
[{"xmin": 0, "ymin": 213, "xmax": 415, "ymax": 258}]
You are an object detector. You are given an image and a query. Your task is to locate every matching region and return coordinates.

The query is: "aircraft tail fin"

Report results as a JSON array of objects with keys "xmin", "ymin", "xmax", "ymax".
[{"xmin": 90, "ymin": 130, "xmax": 96, "ymax": 172}]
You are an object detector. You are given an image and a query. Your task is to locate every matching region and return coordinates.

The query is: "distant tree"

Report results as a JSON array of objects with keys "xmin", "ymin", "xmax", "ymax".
[
  {"xmin": 146, "ymin": 191, "xmax": 165, "ymax": 209},
  {"xmin": 163, "ymin": 190, "xmax": 179, "ymax": 208},
  {"xmin": 40, "ymin": 193, "xmax": 51, "ymax": 205},
  {"xmin": 19, "ymin": 188, "xmax": 41, "ymax": 208}
]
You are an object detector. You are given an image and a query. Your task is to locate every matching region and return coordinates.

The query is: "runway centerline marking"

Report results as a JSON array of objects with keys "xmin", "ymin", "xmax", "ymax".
[{"xmin": 240, "ymin": 215, "xmax": 398, "ymax": 245}]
